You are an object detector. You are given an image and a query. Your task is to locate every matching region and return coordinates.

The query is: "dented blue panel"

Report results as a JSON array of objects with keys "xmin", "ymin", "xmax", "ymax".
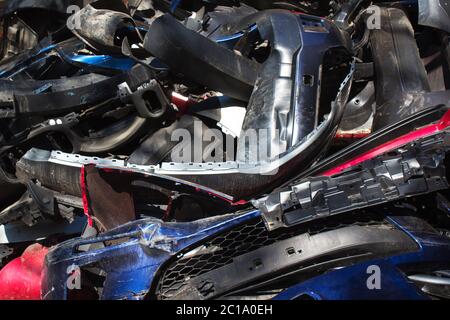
[{"xmin": 42, "ymin": 210, "xmax": 261, "ymax": 300}]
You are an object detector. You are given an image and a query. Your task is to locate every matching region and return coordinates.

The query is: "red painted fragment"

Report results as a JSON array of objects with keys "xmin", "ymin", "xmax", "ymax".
[
  {"xmin": 322, "ymin": 109, "xmax": 450, "ymax": 177},
  {"xmin": 80, "ymin": 165, "xmax": 93, "ymax": 227},
  {"xmin": 0, "ymin": 244, "xmax": 49, "ymax": 300},
  {"xmin": 171, "ymin": 92, "xmax": 195, "ymax": 115}
]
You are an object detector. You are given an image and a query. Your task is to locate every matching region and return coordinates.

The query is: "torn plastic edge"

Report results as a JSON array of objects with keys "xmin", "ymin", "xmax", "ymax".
[
  {"xmin": 80, "ymin": 165, "xmax": 93, "ymax": 227},
  {"xmin": 321, "ymin": 108, "xmax": 450, "ymax": 177},
  {"xmin": 97, "ymin": 167, "xmax": 247, "ymax": 206},
  {"xmin": 334, "ymin": 131, "xmax": 370, "ymax": 139}
]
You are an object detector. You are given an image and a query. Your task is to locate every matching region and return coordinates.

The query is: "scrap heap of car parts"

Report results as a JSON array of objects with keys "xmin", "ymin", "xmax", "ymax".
[{"xmin": 0, "ymin": 0, "xmax": 449, "ymax": 300}]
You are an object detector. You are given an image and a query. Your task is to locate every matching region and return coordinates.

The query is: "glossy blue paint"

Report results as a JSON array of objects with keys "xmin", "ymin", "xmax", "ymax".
[
  {"xmin": 215, "ymin": 24, "xmax": 258, "ymax": 43},
  {"xmin": 273, "ymin": 262, "xmax": 426, "ymax": 300},
  {"xmin": 170, "ymin": 0, "xmax": 182, "ymax": 12},
  {"xmin": 36, "ymin": 44, "xmax": 57, "ymax": 55},
  {"xmin": 273, "ymin": 215, "xmax": 450, "ymax": 300},
  {"xmin": 215, "ymin": 24, "xmax": 258, "ymax": 49},
  {"xmin": 42, "ymin": 210, "xmax": 262, "ymax": 299},
  {"xmin": 42, "ymin": 211, "xmax": 450, "ymax": 300},
  {"xmin": 68, "ymin": 55, "xmax": 135, "ymax": 71},
  {"xmin": 0, "ymin": 47, "xmax": 135, "ymax": 78}
]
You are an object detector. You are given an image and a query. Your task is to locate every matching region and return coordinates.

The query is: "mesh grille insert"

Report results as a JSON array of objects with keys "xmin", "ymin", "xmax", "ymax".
[{"xmin": 156, "ymin": 213, "xmax": 386, "ymax": 299}]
